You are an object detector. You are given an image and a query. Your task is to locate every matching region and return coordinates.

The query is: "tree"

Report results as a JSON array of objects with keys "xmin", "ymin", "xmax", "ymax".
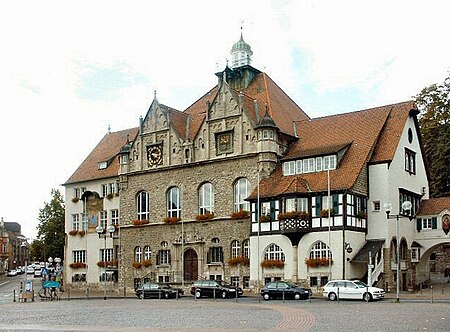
[
  {"xmin": 36, "ymin": 188, "xmax": 65, "ymax": 261},
  {"xmin": 415, "ymin": 73, "xmax": 450, "ymax": 197},
  {"xmin": 29, "ymin": 239, "xmax": 45, "ymax": 262}
]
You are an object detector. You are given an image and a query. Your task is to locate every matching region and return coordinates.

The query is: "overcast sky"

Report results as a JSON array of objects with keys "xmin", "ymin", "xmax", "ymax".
[{"xmin": 1, "ymin": 0, "xmax": 449, "ymax": 240}]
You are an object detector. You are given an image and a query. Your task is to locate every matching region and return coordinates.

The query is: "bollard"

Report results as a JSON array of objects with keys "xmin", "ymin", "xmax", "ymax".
[
  {"xmin": 68, "ymin": 288, "xmax": 70, "ymax": 301},
  {"xmin": 213, "ymin": 288, "xmax": 216, "ymax": 301},
  {"xmin": 123, "ymin": 286, "xmax": 126, "ymax": 299},
  {"xmin": 159, "ymin": 289, "xmax": 161, "ymax": 300},
  {"xmin": 337, "ymin": 287, "xmax": 340, "ymax": 302},
  {"xmin": 194, "ymin": 286, "xmax": 197, "ymax": 301},
  {"xmin": 365, "ymin": 285, "xmax": 369, "ymax": 303},
  {"xmin": 282, "ymin": 289, "xmax": 285, "ymax": 303},
  {"xmin": 235, "ymin": 288, "xmax": 238, "ymax": 303},
  {"xmin": 13, "ymin": 289, "xmax": 16, "ymax": 302},
  {"xmin": 86, "ymin": 287, "xmax": 89, "ymax": 300},
  {"xmin": 431, "ymin": 285, "xmax": 434, "ymax": 303},
  {"xmin": 308, "ymin": 289, "xmax": 311, "ymax": 303}
]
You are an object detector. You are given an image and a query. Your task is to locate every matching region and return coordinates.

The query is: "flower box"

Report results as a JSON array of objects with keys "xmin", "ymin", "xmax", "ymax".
[
  {"xmin": 163, "ymin": 217, "xmax": 181, "ymax": 224},
  {"xmin": 132, "ymin": 219, "xmax": 149, "ymax": 226},
  {"xmin": 230, "ymin": 210, "xmax": 250, "ymax": 219},
  {"xmin": 278, "ymin": 211, "xmax": 309, "ymax": 221},
  {"xmin": 69, "ymin": 230, "xmax": 78, "ymax": 236},
  {"xmin": 227, "ymin": 256, "xmax": 250, "ymax": 267},
  {"xmin": 356, "ymin": 211, "xmax": 367, "ymax": 220},
  {"xmin": 97, "ymin": 260, "xmax": 117, "ymax": 268},
  {"xmin": 132, "ymin": 262, "xmax": 142, "ymax": 269},
  {"xmin": 259, "ymin": 215, "xmax": 271, "ymax": 223},
  {"xmin": 142, "ymin": 259, "xmax": 152, "ymax": 267},
  {"xmin": 196, "ymin": 212, "xmax": 215, "ymax": 221},
  {"xmin": 71, "ymin": 197, "xmax": 79, "ymax": 203},
  {"xmin": 320, "ymin": 209, "xmax": 334, "ymax": 218},
  {"xmin": 305, "ymin": 258, "xmax": 332, "ymax": 267},
  {"xmin": 78, "ymin": 230, "xmax": 85, "ymax": 237},
  {"xmin": 106, "ymin": 193, "xmax": 114, "ymax": 200},
  {"xmin": 260, "ymin": 259, "xmax": 285, "ymax": 269},
  {"xmin": 70, "ymin": 262, "xmax": 87, "ymax": 269}
]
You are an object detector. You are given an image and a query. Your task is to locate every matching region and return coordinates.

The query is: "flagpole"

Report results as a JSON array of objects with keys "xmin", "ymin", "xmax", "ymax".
[
  {"xmin": 256, "ymin": 166, "xmax": 260, "ymax": 303},
  {"xmin": 327, "ymin": 168, "xmax": 332, "ymax": 281}
]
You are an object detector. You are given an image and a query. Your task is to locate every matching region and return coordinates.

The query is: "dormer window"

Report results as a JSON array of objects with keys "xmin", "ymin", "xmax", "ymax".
[
  {"xmin": 283, "ymin": 154, "xmax": 337, "ymax": 176},
  {"xmin": 98, "ymin": 161, "xmax": 108, "ymax": 170}
]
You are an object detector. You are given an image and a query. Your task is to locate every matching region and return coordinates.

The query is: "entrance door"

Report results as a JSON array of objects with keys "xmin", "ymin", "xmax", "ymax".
[{"xmin": 184, "ymin": 249, "xmax": 198, "ymax": 282}]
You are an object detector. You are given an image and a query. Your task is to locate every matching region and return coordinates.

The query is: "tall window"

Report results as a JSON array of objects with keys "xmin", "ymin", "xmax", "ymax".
[
  {"xmin": 102, "ymin": 184, "xmax": 108, "ymax": 197},
  {"xmin": 309, "ymin": 241, "xmax": 332, "ymax": 259},
  {"xmin": 101, "ymin": 248, "xmax": 113, "ymax": 262},
  {"xmin": 73, "ymin": 250, "xmax": 86, "ymax": 263},
  {"xmin": 264, "ymin": 244, "xmax": 285, "ymax": 261},
  {"xmin": 100, "ymin": 210, "xmax": 107, "ymax": 228},
  {"xmin": 167, "ymin": 187, "xmax": 181, "ymax": 218},
  {"xmin": 284, "ymin": 197, "xmax": 308, "ymax": 212},
  {"xmin": 199, "ymin": 182, "xmax": 214, "ymax": 214},
  {"xmin": 157, "ymin": 250, "xmax": 171, "ymax": 265},
  {"xmin": 231, "ymin": 240, "xmax": 240, "ymax": 258},
  {"xmin": 81, "ymin": 213, "xmax": 88, "ymax": 231},
  {"xmin": 144, "ymin": 246, "xmax": 151, "ymax": 260},
  {"xmin": 109, "ymin": 182, "xmax": 116, "ymax": 195},
  {"xmin": 242, "ymin": 239, "xmax": 250, "ymax": 258},
  {"xmin": 136, "ymin": 191, "xmax": 149, "ymax": 220},
  {"xmin": 134, "ymin": 247, "xmax": 142, "ymax": 263},
  {"xmin": 405, "ymin": 148, "xmax": 416, "ymax": 174},
  {"xmin": 72, "ymin": 214, "xmax": 80, "ymax": 231},
  {"xmin": 111, "ymin": 209, "xmax": 119, "ymax": 225},
  {"xmin": 234, "ymin": 178, "xmax": 250, "ymax": 212}
]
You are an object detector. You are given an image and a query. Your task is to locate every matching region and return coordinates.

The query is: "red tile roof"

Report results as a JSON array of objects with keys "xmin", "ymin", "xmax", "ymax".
[
  {"xmin": 248, "ymin": 101, "xmax": 416, "ymax": 199},
  {"xmin": 417, "ymin": 197, "xmax": 450, "ymax": 216},
  {"xmin": 64, "ymin": 127, "xmax": 139, "ymax": 185}
]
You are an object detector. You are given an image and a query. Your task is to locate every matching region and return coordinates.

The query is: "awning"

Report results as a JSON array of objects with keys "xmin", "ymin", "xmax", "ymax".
[{"xmin": 351, "ymin": 239, "xmax": 385, "ymax": 263}]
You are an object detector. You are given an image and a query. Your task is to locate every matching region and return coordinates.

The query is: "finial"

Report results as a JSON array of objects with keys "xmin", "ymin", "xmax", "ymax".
[
  {"xmin": 154, "ymin": 90, "xmax": 157, "ymax": 99},
  {"xmin": 107, "ymin": 124, "xmax": 111, "ymax": 134}
]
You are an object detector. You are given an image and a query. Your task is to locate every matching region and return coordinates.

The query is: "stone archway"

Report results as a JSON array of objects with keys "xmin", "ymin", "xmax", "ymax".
[{"xmin": 184, "ymin": 249, "xmax": 198, "ymax": 282}]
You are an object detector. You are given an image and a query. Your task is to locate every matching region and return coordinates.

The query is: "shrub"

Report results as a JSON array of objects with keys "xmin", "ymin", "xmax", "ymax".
[
  {"xmin": 196, "ymin": 212, "xmax": 215, "ymax": 221},
  {"xmin": 260, "ymin": 259, "xmax": 285, "ymax": 269},
  {"xmin": 71, "ymin": 197, "xmax": 79, "ymax": 203},
  {"xmin": 78, "ymin": 230, "xmax": 85, "ymax": 237},
  {"xmin": 356, "ymin": 211, "xmax": 367, "ymax": 219},
  {"xmin": 278, "ymin": 211, "xmax": 309, "ymax": 220},
  {"xmin": 68, "ymin": 230, "xmax": 78, "ymax": 236},
  {"xmin": 320, "ymin": 209, "xmax": 334, "ymax": 218},
  {"xmin": 305, "ymin": 258, "xmax": 332, "ymax": 267},
  {"xmin": 132, "ymin": 262, "xmax": 142, "ymax": 269},
  {"xmin": 259, "ymin": 215, "xmax": 271, "ymax": 222},
  {"xmin": 69, "ymin": 262, "xmax": 87, "ymax": 269},
  {"xmin": 106, "ymin": 193, "xmax": 114, "ymax": 200},
  {"xmin": 230, "ymin": 210, "xmax": 250, "ymax": 219},
  {"xmin": 227, "ymin": 256, "xmax": 250, "ymax": 267},
  {"xmin": 163, "ymin": 217, "xmax": 181, "ymax": 224}
]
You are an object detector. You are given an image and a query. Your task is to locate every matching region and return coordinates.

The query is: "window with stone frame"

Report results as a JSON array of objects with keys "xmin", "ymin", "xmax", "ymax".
[
  {"xmin": 134, "ymin": 246, "xmax": 142, "ymax": 263},
  {"xmin": 309, "ymin": 241, "xmax": 332, "ymax": 259},
  {"xmin": 100, "ymin": 248, "xmax": 113, "ymax": 262},
  {"xmin": 72, "ymin": 214, "xmax": 80, "ymax": 231},
  {"xmin": 111, "ymin": 209, "xmax": 119, "ymax": 226},
  {"xmin": 405, "ymin": 148, "xmax": 416, "ymax": 174},
  {"xmin": 100, "ymin": 210, "xmax": 107, "ymax": 229},
  {"xmin": 264, "ymin": 244, "xmax": 285, "ymax": 261},
  {"xmin": 234, "ymin": 178, "xmax": 250, "ymax": 212},
  {"xmin": 231, "ymin": 240, "xmax": 240, "ymax": 258},
  {"xmin": 144, "ymin": 246, "xmax": 151, "ymax": 260},
  {"xmin": 207, "ymin": 246, "xmax": 223, "ymax": 263},
  {"xmin": 73, "ymin": 250, "xmax": 86, "ymax": 263},
  {"xmin": 242, "ymin": 239, "xmax": 250, "ymax": 258},
  {"xmin": 156, "ymin": 250, "xmax": 171, "ymax": 265},
  {"xmin": 199, "ymin": 182, "xmax": 214, "ymax": 214},
  {"xmin": 136, "ymin": 191, "xmax": 150, "ymax": 220},
  {"xmin": 167, "ymin": 187, "xmax": 181, "ymax": 218}
]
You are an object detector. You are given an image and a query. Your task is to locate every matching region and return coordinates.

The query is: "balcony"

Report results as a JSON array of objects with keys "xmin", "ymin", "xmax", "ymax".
[{"xmin": 279, "ymin": 218, "xmax": 311, "ymax": 234}]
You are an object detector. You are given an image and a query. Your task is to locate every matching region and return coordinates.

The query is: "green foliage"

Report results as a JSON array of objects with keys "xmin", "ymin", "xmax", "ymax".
[
  {"xmin": 415, "ymin": 73, "xmax": 450, "ymax": 197},
  {"xmin": 36, "ymin": 189, "xmax": 65, "ymax": 260},
  {"xmin": 29, "ymin": 239, "xmax": 45, "ymax": 262}
]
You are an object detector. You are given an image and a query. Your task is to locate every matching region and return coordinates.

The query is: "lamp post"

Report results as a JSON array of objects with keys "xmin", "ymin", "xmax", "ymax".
[
  {"xmin": 383, "ymin": 201, "xmax": 413, "ymax": 303},
  {"xmin": 96, "ymin": 224, "xmax": 115, "ymax": 300}
]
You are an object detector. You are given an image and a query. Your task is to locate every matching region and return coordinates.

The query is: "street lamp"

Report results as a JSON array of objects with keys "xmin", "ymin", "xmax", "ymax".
[
  {"xmin": 383, "ymin": 201, "xmax": 413, "ymax": 303},
  {"xmin": 96, "ymin": 224, "xmax": 115, "ymax": 300}
]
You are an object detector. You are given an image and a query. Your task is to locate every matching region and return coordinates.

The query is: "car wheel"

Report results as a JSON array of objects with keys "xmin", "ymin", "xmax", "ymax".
[
  {"xmin": 195, "ymin": 290, "xmax": 201, "ymax": 299},
  {"xmin": 328, "ymin": 292, "xmax": 337, "ymax": 301},
  {"xmin": 363, "ymin": 292, "xmax": 372, "ymax": 302},
  {"xmin": 294, "ymin": 293, "xmax": 301, "ymax": 300},
  {"xmin": 263, "ymin": 293, "xmax": 270, "ymax": 301},
  {"xmin": 139, "ymin": 293, "xmax": 144, "ymax": 300},
  {"xmin": 221, "ymin": 291, "xmax": 227, "ymax": 299},
  {"xmin": 164, "ymin": 292, "xmax": 170, "ymax": 299}
]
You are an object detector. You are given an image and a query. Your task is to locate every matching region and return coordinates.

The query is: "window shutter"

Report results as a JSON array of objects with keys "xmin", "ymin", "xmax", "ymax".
[
  {"xmin": 168, "ymin": 251, "xmax": 172, "ymax": 265},
  {"xmin": 156, "ymin": 251, "xmax": 161, "ymax": 265},
  {"xmin": 416, "ymin": 218, "xmax": 422, "ymax": 232},
  {"xmin": 432, "ymin": 217, "xmax": 437, "ymax": 229},
  {"xmin": 270, "ymin": 201, "xmax": 275, "ymax": 220},
  {"xmin": 333, "ymin": 195, "xmax": 339, "ymax": 215},
  {"xmin": 316, "ymin": 196, "xmax": 322, "ymax": 216}
]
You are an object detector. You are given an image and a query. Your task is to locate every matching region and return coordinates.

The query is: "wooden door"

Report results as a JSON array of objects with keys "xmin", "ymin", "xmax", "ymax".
[{"xmin": 184, "ymin": 249, "xmax": 198, "ymax": 282}]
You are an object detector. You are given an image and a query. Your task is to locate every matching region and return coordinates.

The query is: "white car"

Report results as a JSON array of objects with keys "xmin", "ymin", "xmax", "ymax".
[
  {"xmin": 7, "ymin": 269, "xmax": 17, "ymax": 277},
  {"xmin": 323, "ymin": 280, "xmax": 385, "ymax": 302}
]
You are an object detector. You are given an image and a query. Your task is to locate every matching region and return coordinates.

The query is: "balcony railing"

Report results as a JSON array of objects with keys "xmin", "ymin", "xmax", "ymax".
[{"xmin": 279, "ymin": 218, "xmax": 310, "ymax": 233}]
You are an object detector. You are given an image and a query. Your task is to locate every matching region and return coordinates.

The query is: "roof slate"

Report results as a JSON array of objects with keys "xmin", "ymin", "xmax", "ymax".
[{"xmin": 64, "ymin": 127, "xmax": 139, "ymax": 185}]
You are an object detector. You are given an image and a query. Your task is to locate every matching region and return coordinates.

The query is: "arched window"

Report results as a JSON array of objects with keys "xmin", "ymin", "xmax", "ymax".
[
  {"xmin": 199, "ymin": 182, "xmax": 214, "ymax": 214},
  {"xmin": 264, "ymin": 244, "xmax": 285, "ymax": 261},
  {"xmin": 242, "ymin": 239, "xmax": 250, "ymax": 258},
  {"xmin": 167, "ymin": 187, "xmax": 181, "ymax": 218},
  {"xmin": 391, "ymin": 238, "xmax": 398, "ymax": 263},
  {"xmin": 231, "ymin": 240, "xmax": 240, "ymax": 258},
  {"xmin": 143, "ymin": 246, "xmax": 151, "ymax": 260},
  {"xmin": 400, "ymin": 239, "xmax": 407, "ymax": 260},
  {"xmin": 136, "ymin": 191, "xmax": 149, "ymax": 221},
  {"xmin": 309, "ymin": 241, "xmax": 332, "ymax": 259},
  {"xmin": 134, "ymin": 247, "xmax": 142, "ymax": 263},
  {"xmin": 234, "ymin": 178, "xmax": 250, "ymax": 212}
]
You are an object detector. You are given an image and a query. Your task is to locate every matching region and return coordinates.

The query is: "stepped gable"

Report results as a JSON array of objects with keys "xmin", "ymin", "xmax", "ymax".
[{"xmin": 65, "ymin": 127, "xmax": 139, "ymax": 184}]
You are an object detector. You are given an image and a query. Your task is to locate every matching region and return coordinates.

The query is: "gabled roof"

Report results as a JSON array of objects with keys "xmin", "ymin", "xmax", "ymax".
[
  {"xmin": 417, "ymin": 197, "xmax": 450, "ymax": 216},
  {"xmin": 64, "ymin": 127, "xmax": 139, "ymax": 185},
  {"xmin": 351, "ymin": 240, "xmax": 385, "ymax": 263},
  {"xmin": 248, "ymin": 101, "xmax": 416, "ymax": 200}
]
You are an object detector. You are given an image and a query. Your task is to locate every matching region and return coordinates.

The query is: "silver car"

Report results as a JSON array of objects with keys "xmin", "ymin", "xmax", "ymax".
[{"xmin": 323, "ymin": 279, "xmax": 385, "ymax": 301}]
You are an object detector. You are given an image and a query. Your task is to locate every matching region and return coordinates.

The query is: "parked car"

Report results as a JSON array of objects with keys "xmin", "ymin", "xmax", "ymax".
[
  {"xmin": 191, "ymin": 280, "xmax": 243, "ymax": 299},
  {"xmin": 7, "ymin": 269, "xmax": 17, "ymax": 277},
  {"xmin": 34, "ymin": 268, "xmax": 42, "ymax": 278},
  {"xmin": 323, "ymin": 279, "xmax": 385, "ymax": 301},
  {"xmin": 26, "ymin": 266, "xmax": 35, "ymax": 275},
  {"xmin": 135, "ymin": 282, "xmax": 184, "ymax": 299},
  {"xmin": 260, "ymin": 281, "xmax": 312, "ymax": 301}
]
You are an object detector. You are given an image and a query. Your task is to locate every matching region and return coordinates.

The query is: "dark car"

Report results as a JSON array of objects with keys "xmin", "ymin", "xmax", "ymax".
[
  {"xmin": 190, "ymin": 280, "xmax": 243, "ymax": 299},
  {"xmin": 135, "ymin": 282, "xmax": 184, "ymax": 299},
  {"xmin": 261, "ymin": 281, "xmax": 312, "ymax": 301}
]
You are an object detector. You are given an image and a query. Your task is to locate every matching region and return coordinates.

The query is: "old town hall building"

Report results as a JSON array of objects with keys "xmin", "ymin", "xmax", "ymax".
[{"xmin": 64, "ymin": 34, "xmax": 450, "ymax": 293}]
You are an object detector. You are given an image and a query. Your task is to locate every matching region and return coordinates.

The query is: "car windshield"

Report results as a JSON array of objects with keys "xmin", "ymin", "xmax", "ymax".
[
  {"xmin": 353, "ymin": 281, "xmax": 368, "ymax": 288},
  {"xmin": 285, "ymin": 282, "xmax": 298, "ymax": 288}
]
